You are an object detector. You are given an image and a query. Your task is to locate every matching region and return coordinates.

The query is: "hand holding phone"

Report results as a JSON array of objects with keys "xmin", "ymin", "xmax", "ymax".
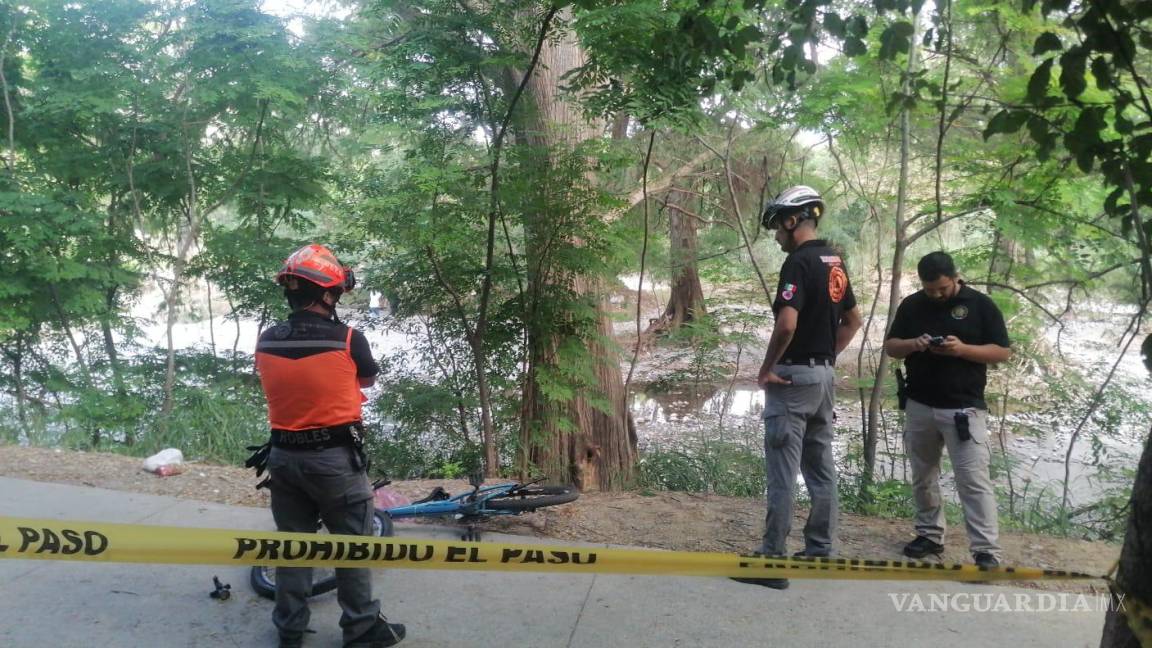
[{"xmin": 928, "ymin": 335, "xmax": 945, "ymax": 346}]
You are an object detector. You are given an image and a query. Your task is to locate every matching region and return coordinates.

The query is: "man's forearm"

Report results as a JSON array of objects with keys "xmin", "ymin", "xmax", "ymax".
[
  {"xmin": 834, "ymin": 323, "xmax": 861, "ymax": 355},
  {"xmin": 885, "ymin": 338, "xmax": 919, "ymax": 359},
  {"xmin": 761, "ymin": 328, "xmax": 796, "ymax": 371},
  {"xmin": 960, "ymin": 343, "xmax": 1012, "ymax": 365}
]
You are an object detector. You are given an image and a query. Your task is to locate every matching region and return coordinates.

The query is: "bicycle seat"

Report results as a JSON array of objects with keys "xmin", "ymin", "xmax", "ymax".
[{"xmin": 411, "ymin": 486, "xmax": 450, "ymax": 504}]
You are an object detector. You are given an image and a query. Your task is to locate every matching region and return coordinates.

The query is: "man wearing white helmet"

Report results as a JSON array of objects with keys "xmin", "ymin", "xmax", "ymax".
[{"xmin": 732, "ymin": 185, "xmax": 862, "ymax": 590}]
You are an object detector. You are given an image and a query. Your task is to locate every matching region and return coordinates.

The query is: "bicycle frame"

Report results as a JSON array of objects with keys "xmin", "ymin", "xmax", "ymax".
[{"xmin": 381, "ymin": 482, "xmax": 526, "ymax": 519}]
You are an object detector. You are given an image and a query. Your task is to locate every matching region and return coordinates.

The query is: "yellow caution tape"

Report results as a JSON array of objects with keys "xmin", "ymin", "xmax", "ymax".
[{"xmin": 0, "ymin": 517, "xmax": 1102, "ymax": 582}]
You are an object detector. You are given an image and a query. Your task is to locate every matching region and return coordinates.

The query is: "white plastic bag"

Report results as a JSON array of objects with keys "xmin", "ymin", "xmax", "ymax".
[{"xmin": 142, "ymin": 448, "xmax": 184, "ymax": 474}]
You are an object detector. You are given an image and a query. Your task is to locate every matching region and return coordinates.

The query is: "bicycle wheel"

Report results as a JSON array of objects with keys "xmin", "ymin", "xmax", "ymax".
[
  {"xmin": 372, "ymin": 511, "xmax": 394, "ymax": 537},
  {"xmin": 250, "ymin": 513, "xmax": 392, "ymax": 600},
  {"xmin": 250, "ymin": 565, "xmax": 339, "ymax": 600},
  {"xmin": 484, "ymin": 485, "xmax": 579, "ymax": 512}
]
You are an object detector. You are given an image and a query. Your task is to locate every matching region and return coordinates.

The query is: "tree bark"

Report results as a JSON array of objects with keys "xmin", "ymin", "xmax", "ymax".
[
  {"xmin": 662, "ymin": 187, "xmax": 706, "ymax": 329},
  {"xmin": 517, "ymin": 10, "xmax": 636, "ymax": 491},
  {"xmin": 1099, "ymin": 429, "xmax": 1152, "ymax": 647}
]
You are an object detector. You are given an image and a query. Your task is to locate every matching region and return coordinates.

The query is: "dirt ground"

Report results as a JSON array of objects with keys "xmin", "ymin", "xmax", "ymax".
[{"xmin": 0, "ymin": 444, "xmax": 1118, "ymax": 593}]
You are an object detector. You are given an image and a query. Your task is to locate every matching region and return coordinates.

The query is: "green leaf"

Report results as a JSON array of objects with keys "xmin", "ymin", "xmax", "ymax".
[
  {"xmin": 1132, "ymin": 134, "xmax": 1152, "ymax": 160},
  {"xmin": 983, "ymin": 109, "xmax": 1030, "ymax": 139},
  {"xmin": 1090, "ymin": 56, "xmax": 1113, "ymax": 90},
  {"xmin": 1027, "ymin": 59, "xmax": 1054, "ymax": 104},
  {"xmin": 1059, "ymin": 49, "xmax": 1088, "ymax": 98},
  {"xmin": 823, "ymin": 12, "xmax": 845, "ymax": 38},
  {"xmin": 878, "ymin": 21, "xmax": 914, "ymax": 60},
  {"xmin": 844, "ymin": 37, "xmax": 868, "ymax": 57},
  {"xmin": 1032, "ymin": 32, "xmax": 1063, "ymax": 55},
  {"xmin": 1027, "ymin": 115, "xmax": 1057, "ymax": 160},
  {"xmin": 847, "ymin": 15, "xmax": 869, "ymax": 38},
  {"xmin": 1075, "ymin": 147, "xmax": 1095, "ymax": 173},
  {"xmin": 1103, "ymin": 187, "xmax": 1125, "ymax": 217}
]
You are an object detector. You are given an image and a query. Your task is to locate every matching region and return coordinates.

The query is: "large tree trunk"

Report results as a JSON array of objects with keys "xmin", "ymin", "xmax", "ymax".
[
  {"xmin": 1100, "ymin": 429, "xmax": 1152, "ymax": 647},
  {"xmin": 662, "ymin": 187, "xmax": 706, "ymax": 329},
  {"xmin": 516, "ymin": 12, "xmax": 636, "ymax": 491}
]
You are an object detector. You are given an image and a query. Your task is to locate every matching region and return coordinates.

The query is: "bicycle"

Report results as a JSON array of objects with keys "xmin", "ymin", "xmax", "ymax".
[{"xmin": 250, "ymin": 474, "xmax": 578, "ymax": 599}]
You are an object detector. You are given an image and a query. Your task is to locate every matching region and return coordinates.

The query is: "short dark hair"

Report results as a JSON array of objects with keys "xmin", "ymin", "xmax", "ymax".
[{"xmin": 917, "ymin": 251, "xmax": 957, "ymax": 282}]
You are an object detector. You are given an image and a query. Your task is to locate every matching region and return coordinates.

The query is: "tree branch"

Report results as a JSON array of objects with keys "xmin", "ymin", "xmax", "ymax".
[
  {"xmin": 625, "ymin": 130, "xmax": 656, "ymax": 393},
  {"xmin": 477, "ymin": 3, "xmax": 559, "ymax": 344},
  {"xmin": 905, "ymin": 207, "xmax": 985, "ymax": 246},
  {"xmin": 624, "ymin": 148, "xmax": 713, "ymax": 209},
  {"xmin": 425, "ymin": 245, "xmax": 476, "ymax": 342},
  {"xmin": 0, "ymin": 20, "xmax": 16, "ymax": 176}
]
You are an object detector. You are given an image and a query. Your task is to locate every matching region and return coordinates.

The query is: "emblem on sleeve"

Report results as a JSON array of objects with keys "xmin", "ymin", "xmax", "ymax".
[
  {"xmin": 828, "ymin": 266, "xmax": 848, "ymax": 303},
  {"xmin": 781, "ymin": 283, "xmax": 796, "ymax": 301}
]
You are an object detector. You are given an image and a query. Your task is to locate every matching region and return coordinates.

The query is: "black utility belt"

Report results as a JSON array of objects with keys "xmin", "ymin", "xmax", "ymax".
[
  {"xmin": 271, "ymin": 424, "xmax": 361, "ymax": 451},
  {"xmin": 779, "ymin": 357, "xmax": 834, "ymax": 367}
]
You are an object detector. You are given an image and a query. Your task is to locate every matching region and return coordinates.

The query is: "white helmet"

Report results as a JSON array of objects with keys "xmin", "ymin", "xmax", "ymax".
[{"xmin": 761, "ymin": 185, "xmax": 825, "ymax": 229}]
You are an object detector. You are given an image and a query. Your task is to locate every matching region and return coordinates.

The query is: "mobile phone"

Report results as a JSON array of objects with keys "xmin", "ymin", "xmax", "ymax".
[{"xmin": 928, "ymin": 336, "xmax": 945, "ymax": 346}]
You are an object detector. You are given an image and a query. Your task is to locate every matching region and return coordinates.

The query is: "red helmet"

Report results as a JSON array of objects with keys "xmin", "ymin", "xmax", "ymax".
[{"xmin": 276, "ymin": 244, "xmax": 356, "ymax": 291}]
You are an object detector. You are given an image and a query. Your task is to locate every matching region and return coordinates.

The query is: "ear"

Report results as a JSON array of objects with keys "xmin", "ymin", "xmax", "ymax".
[{"xmin": 322, "ymin": 291, "xmax": 338, "ymax": 306}]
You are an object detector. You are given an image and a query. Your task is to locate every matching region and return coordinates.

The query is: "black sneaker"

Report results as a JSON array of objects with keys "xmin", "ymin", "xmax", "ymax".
[
  {"xmin": 345, "ymin": 616, "xmax": 406, "ymax": 648},
  {"xmin": 793, "ymin": 550, "xmax": 830, "ymax": 558},
  {"xmin": 903, "ymin": 536, "xmax": 944, "ymax": 559},
  {"xmin": 730, "ymin": 576, "xmax": 790, "ymax": 590},
  {"xmin": 973, "ymin": 552, "xmax": 999, "ymax": 569}
]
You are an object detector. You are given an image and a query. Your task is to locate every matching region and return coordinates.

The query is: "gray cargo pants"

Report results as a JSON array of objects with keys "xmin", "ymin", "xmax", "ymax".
[
  {"xmin": 268, "ymin": 445, "xmax": 380, "ymax": 642},
  {"xmin": 762, "ymin": 363, "xmax": 838, "ymax": 557},
  {"xmin": 903, "ymin": 398, "xmax": 1001, "ymax": 557}
]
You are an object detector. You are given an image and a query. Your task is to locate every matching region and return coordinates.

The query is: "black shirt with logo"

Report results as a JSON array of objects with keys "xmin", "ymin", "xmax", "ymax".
[
  {"xmin": 773, "ymin": 239, "xmax": 857, "ymax": 363},
  {"xmin": 886, "ymin": 283, "xmax": 1010, "ymax": 409}
]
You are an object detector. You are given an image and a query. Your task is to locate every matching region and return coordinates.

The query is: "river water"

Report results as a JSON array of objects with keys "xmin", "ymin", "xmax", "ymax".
[{"xmin": 117, "ymin": 283, "xmax": 1150, "ymax": 508}]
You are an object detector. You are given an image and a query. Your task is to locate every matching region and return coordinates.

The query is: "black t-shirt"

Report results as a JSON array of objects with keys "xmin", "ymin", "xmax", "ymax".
[
  {"xmin": 773, "ymin": 240, "xmax": 857, "ymax": 362},
  {"xmin": 886, "ymin": 284, "xmax": 1010, "ymax": 409}
]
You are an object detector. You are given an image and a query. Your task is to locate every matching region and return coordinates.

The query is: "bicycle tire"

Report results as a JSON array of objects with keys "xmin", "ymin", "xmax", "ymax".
[
  {"xmin": 250, "ymin": 565, "xmax": 339, "ymax": 600},
  {"xmin": 483, "ymin": 485, "xmax": 578, "ymax": 511},
  {"xmin": 372, "ymin": 510, "xmax": 394, "ymax": 537},
  {"xmin": 250, "ymin": 512, "xmax": 393, "ymax": 600}
]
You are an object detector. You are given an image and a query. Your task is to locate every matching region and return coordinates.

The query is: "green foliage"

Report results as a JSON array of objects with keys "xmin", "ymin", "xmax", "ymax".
[
  {"xmin": 0, "ymin": 0, "xmax": 1147, "ymax": 537},
  {"xmin": 634, "ymin": 416, "xmax": 764, "ymax": 497}
]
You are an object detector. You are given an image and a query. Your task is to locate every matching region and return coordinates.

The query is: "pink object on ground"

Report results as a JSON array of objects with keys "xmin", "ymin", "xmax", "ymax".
[{"xmin": 373, "ymin": 487, "xmax": 411, "ymax": 510}]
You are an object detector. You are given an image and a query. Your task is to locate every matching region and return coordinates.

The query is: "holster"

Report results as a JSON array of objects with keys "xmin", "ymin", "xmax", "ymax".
[
  {"xmin": 895, "ymin": 368, "xmax": 908, "ymax": 411},
  {"xmin": 349, "ymin": 422, "xmax": 370, "ymax": 474}
]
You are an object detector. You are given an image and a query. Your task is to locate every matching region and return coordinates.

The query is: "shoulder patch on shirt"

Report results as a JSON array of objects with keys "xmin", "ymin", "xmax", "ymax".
[
  {"xmin": 781, "ymin": 283, "xmax": 796, "ymax": 301},
  {"xmin": 828, "ymin": 266, "xmax": 848, "ymax": 303},
  {"xmin": 820, "ymin": 255, "xmax": 843, "ymax": 264}
]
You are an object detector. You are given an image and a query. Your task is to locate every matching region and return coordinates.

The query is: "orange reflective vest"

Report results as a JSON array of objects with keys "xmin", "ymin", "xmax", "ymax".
[{"xmin": 255, "ymin": 324, "xmax": 364, "ymax": 431}]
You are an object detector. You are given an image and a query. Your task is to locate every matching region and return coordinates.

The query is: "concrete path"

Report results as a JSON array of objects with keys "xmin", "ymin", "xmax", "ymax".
[{"xmin": 0, "ymin": 477, "xmax": 1105, "ymax": 647}]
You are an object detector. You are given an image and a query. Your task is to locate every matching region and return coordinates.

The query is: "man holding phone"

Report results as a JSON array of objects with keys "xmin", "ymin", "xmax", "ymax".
[{"xmin": 884, "ymin": 251, "xmax": 1012, "ymax": 568}]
